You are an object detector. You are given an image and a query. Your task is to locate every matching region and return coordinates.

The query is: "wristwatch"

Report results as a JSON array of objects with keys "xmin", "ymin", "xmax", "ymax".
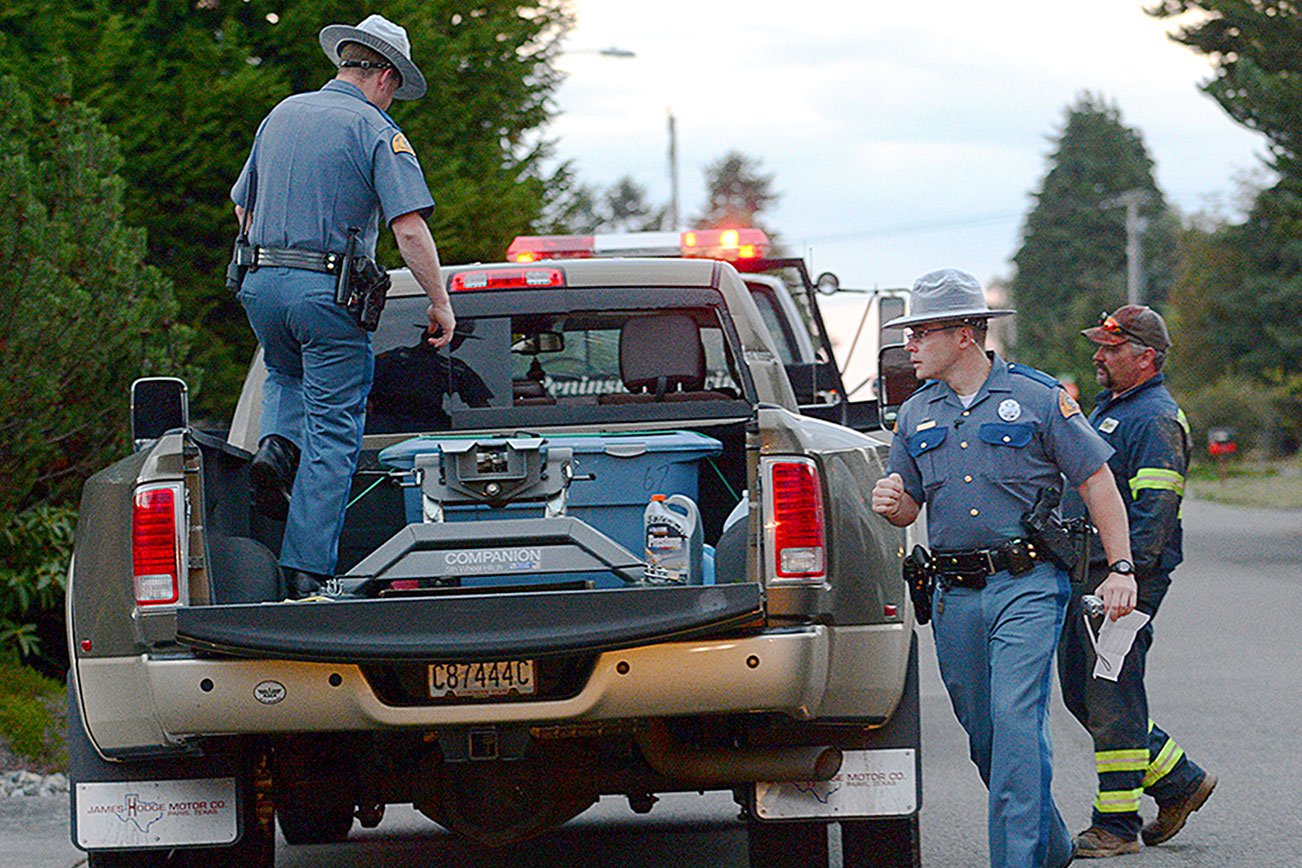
[{"xmin": 1108, "ymin": 559, "xmax": 1135, "ymax": 576}]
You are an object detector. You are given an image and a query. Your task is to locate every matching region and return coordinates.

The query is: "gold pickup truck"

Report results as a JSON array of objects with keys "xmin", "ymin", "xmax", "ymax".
[{"xmin": 67, "ymin": 231, "xmax": 923, "ymax": 867}]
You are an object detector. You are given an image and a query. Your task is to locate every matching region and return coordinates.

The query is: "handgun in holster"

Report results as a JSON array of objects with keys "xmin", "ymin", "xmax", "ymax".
[
  {"xmin": 903, "ymin": 544, "xmax": 936, "ymax": 625},
  {"xmin": 334, "ymin": 228, "xmax": 391, "ymax": 332},
  {"xmin": 1020, "ymin": 485, "xmax": 1096, "ymax": 589}
]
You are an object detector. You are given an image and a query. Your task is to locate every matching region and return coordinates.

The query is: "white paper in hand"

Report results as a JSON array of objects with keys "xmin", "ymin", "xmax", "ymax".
[{"xmin": 1084, "ymin": 609, "xmax": 1151, "ymax": 681}]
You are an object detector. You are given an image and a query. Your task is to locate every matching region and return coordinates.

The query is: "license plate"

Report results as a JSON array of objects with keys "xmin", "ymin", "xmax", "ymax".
[{"xmin": 429, "ymin": 660, "xmax": 536, "ymax": 699}]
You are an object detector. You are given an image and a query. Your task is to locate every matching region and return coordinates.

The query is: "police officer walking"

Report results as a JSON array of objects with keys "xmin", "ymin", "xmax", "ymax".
[
  {"xmin": 1059, "ymin": 306, "xmax": 1215, "ymax": 857},
  {"xmin": 871, "ymin": 269, "xmax": 1137, "ymax": 867},
  {"xmin": 231, "ymin": 14, "xmax": 455, "ymax": 599}
]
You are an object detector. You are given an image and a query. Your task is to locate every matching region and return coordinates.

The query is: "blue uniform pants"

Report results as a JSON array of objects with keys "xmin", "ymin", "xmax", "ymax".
[
  {"xmin": 933, "ymin": 562, "xmax": 1074, "ymax": 867},
  {"xmin": 238, "ymin": 268, "xmax": 373, "ymax": 576},
  {"xmin": 1058, "ymin": 588, "xmax": 1206, "ymax": 839}
]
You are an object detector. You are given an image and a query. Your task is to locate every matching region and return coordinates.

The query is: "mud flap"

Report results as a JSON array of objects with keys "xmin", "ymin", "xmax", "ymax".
[{"xmin": 67, "ymin": 678, "xmax": 267, "ymax": 856}]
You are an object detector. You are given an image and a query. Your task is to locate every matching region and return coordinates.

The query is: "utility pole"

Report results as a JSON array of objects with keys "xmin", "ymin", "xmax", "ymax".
[
  {"xmin": 1109, "ymin": 189, "xmax": 1149, "ymax": 306},
  {"xmin": 667, "ymin": 110, "xmax": 680, "ymax": 231}
]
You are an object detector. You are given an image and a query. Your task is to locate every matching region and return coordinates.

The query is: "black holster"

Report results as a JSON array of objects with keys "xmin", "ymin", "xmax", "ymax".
[
  {"xmin": 1020, "ymin": 485, "xmax": 1094, "ymax": 588},
  {"xmin": 903, "ymin": 544, "xmax": 935, "ymax": 625},
  {"xmin": 334, "ymin": 229, "xmax": 390, "ymax": 332},
  {"xmin": 226, "ymin": 239, "xmax": 251, "ymax": 293}
]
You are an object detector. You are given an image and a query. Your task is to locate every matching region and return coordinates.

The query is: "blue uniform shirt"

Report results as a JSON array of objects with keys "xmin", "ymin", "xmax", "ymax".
[
  {"xmin": 887, "ymin": 354, "xmax": 1114, "ymax": 552},
  {"xmin": 231, "ymin": 80, "xmax": 434, "ymax": 259}
]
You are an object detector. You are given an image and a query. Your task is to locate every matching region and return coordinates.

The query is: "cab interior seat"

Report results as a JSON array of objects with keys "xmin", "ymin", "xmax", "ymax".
[
  {"xmin": 512, "ymin": 377, "xmax": 556, "ymax": 406},
  {"xmin": 598, "ymin": 313, "xmax": 731, "ymax": 405}
]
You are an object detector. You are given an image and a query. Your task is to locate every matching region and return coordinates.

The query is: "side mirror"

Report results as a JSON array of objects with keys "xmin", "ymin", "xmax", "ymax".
[
  {"xmin": 131, "ymin": 377, "xmax": 189, "ymax": 450},
  {"xmin": 876, "ymin": 344, "xmax": 921, "ymax": 428},
  {"xmin": 814, "ymin": 271, "xmax": 840, "ymax": 295}
]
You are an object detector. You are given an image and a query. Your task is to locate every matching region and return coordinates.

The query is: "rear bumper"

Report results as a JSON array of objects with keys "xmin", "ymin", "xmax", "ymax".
[{"xmin": 76, "ymin": 627, "xmax": 834, "ymax": 753}]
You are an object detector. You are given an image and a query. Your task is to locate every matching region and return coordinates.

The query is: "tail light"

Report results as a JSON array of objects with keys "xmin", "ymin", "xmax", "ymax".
[
  {"xmin": 762, "ymin": 457, "xmax": 826, "ymax": 584},
  {"xmin": 132, "ymin": 483, "xmax": 185, "ymax": 606},
  {"xmin": 449, "ymin": 268, "xmax": 565, "ymax": 292}
]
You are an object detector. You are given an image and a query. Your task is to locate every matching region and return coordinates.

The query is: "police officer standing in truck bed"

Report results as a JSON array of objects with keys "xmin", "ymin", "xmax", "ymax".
[
  {"xmin": 231, "ymin": 14, "xmax": 455, "ymax": 599},
  {"xmin": 871, "ymin": 269, "xmax": 1136, "ymax": 867}
]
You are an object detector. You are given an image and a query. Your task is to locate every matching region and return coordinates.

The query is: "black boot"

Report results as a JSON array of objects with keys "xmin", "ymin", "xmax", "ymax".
[
  {"xmin": 284, "ymin": 568, "xmax": 332, "ymax": 600},
  {"xmin": 250, "ymin": 434, "xmax": 300, "ymax": 520}
]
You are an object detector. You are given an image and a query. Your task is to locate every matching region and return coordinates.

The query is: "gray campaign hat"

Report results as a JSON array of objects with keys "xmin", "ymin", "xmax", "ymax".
[
  {"xmin": 320, "ymin": 14, "xmax": 427, "ymax": 101},
  {"xmin": 883, "ymin": 268, "xmax": 1014, "ymax": 328}
]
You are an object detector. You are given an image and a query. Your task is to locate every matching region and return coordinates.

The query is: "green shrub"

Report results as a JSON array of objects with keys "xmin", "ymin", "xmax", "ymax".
[
  {"xmin": 1172, "ymin": 375, "xmax": 1279, "ymax": 461},
  {"xmin": 0, "ymin": 505, "xmax": 75, "ymax": 671},
  {"xmin": 0, "ymin": 658, "xmax": 67, "ymax": 771}
]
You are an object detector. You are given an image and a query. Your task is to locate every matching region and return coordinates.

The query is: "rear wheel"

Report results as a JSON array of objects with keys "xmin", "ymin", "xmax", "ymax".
[
  {"xmin": 747, "ymin": 818, "xmax": 830, "ymax": 867},
  {"xmin": 276, "ymin": 799, "xmax": 355, "ymax": 845},
  {"xmin": 841, "ymin": 815, "xmax": 921, "ymax": 867}
]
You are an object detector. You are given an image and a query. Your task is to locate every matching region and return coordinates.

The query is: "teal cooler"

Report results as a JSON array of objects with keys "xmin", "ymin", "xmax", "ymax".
[{"xmin": 378, "ymin": 431, "xmax": 723, "ymax": 559}]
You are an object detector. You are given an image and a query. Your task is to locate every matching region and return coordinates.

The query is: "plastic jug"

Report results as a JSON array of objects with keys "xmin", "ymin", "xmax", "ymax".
[{"xmin": 643, "ymin": 494, "xmax": 703, "ymax": 584}]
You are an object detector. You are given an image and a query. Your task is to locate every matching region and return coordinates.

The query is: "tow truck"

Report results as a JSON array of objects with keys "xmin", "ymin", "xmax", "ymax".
[{"xmin": 67, "ymin": 228, "xmax": 925, "ymax": 866}]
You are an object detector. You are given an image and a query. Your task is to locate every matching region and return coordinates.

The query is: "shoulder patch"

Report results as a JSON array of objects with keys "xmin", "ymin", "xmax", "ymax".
[
  {"xmin": 391, "ymin": 132, "xmax": 415, "ymax": 156},
  {"xmin": 1058, "ymin": 388, "xmax": 1081, "ymax": 419},
  {"xmin": 1007, "ymin": 363, "xmax": 1060, "ymax": 389}
]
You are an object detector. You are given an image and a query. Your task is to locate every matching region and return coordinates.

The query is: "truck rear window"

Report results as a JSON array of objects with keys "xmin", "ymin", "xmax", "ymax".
[{"xmin": 366, "ymin": 298, "xmax": 748, "ymax": 434}]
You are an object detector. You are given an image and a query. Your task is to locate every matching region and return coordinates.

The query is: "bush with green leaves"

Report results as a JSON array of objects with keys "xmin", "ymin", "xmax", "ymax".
[
  {"xmin": 0, "ymin": 657, "xmax": 67, "ymax": 771},
  {"xmin": 0, "ymin": 506, "xmax": 75, "ymax": 670}
]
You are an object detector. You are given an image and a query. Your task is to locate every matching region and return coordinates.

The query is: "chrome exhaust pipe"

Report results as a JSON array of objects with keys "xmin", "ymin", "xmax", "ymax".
[{"xmin": 635, "ymin": 720, "xmax": 842, "ymax": 786}]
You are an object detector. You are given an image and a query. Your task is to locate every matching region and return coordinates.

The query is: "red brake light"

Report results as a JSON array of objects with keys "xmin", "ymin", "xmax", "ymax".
[
  {"xmin": 767, "ymin": 459, "xmax": 826, "ymax": 580},
  {"xmin": 133, "ymin": 485, "xmax": 181, "ymax": 606},
  {"xmin": 506, "ymin": 235, "xmax": 595, "ymax": 263},
  {"xmin": 680, "ymin": 228, "xmax": 768, "ymax": 261},
  {"xmin": 450, "ymin": 268, "xmax": 565, "ymax": 292}
]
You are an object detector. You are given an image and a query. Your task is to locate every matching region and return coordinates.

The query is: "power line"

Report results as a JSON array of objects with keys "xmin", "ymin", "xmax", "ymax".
[{"xmin": 796, "ymin": 211, "xmax": 1021, "ymax": 243}]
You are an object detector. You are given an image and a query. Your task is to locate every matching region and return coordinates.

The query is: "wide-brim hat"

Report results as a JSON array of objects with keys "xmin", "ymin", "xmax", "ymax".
[
  {"xmin": 320, "ymin": 14, "xmax": 426, "ymax": 100},
  {"xmin": 883, "ymin": 268, "xmax": 1014, "ymax": 329}
]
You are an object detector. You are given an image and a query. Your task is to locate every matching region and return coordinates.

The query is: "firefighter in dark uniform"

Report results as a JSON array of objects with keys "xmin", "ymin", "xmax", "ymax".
[
  {"xmin": 872, "ymin": 269, "xmax": 1137, "ymax": 868},
  {"xmin": 1060, "ymin": 306, "xmax": 1215, "ymax": 857},
  {"xmin": 230, "ymin": 15, "xmax": 455, "ymax": 598}
]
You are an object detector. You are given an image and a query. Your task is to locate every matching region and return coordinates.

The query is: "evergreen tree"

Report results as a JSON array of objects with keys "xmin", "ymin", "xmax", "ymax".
[
  {"xmin": 1148, "ymin": 2, "xmax": 1302, "ymax": 449},
  {"xmin": 1010, "ymin": 94, "xmax": 1176, "ymax": 398},
  {"xmin": 0, "ymin": 72, "xmax": 191, "ymax": 522},
  {"xmin": 694, "ymin": 151, "xmax": 781, "ymax": 231}
]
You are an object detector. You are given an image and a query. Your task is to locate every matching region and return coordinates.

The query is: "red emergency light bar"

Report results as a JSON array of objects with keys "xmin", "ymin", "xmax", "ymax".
[
  {"xmin": 449, "ymin": 268, "xmax": 565, "ymax": 292},
  {"xmin": 506, "ymin": 235, "xmax": 594, "ymax": 263},
  {"xmin": 505, "ymin": 228, "xmax": 769, "ymax": 264},
  {"xmin": 680, "ymin": 228, "xmax": 767, "ymax": 261}
]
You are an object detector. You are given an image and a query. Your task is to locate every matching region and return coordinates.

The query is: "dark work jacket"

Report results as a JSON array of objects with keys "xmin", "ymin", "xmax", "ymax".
[{"xmin": 1065, "ymin": 373, "xmax": 1189, "ymax": 614}]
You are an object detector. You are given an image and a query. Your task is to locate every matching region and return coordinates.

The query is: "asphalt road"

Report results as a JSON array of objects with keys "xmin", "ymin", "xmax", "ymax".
[{"xmin": 5, "ymin": 498, "xmax": 1298, "ymax": 867}]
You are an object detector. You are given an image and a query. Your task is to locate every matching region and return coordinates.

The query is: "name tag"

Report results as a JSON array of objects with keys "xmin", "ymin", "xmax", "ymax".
[
  {"xmin": 1099, "ymin": 418, "xmax": 1120, "ymax": 434},
  {"xmin": 915, "ymin": 419, "xmax": 937, "ymax": 432}
]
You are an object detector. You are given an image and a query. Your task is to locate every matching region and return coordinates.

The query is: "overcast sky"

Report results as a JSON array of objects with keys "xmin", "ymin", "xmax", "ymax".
[{"xmin": 547, "ymin": 0, "xmax": 1272, "ymax": 293}]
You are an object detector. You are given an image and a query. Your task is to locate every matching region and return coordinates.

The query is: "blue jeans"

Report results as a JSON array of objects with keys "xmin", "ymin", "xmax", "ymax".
[
  {"xmin": 239, "ymin": 268, "xmax": 373, "ymax": 576},
  {"xmin": 933, "ymin": 562, "xmax": 1074, "ymax": 867}
]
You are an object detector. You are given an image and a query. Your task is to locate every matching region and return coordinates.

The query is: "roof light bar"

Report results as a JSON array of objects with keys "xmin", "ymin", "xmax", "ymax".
[
  {"xmin": 506, "ymin": 235, "xmax": 594, "ymax": 263},
  {"xmin": 504, "ymin": 228, "xmax": 770, "ymax": 264}
]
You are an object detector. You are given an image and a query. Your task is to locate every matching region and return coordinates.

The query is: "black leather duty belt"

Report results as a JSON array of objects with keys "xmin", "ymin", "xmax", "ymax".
[
  {"xmin": 933, "ymin": 539, "xmax": 1042, "ymax": 590},
  {"xmin": 235, "ymin": 245, "xmax": 343, "ymax": 275}
]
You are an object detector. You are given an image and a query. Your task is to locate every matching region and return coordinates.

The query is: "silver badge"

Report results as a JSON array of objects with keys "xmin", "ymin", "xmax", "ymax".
[{"xmin": 998, "ymin": 399, "xmax": 1021, "ymax": 421}]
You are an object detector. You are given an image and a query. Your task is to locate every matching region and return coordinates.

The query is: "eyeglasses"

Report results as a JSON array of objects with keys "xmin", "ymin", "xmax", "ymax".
[
  {"xmin": 904, "ymin": 323, "xmax": 966, "ymax": 344},
  {"xmin": 339, "ymin": 59, "xmax": 402, "ymax": 83},
  {"xmin": 1097, "ymin": 312, "xmax": 1144, "ymax": 344}
]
